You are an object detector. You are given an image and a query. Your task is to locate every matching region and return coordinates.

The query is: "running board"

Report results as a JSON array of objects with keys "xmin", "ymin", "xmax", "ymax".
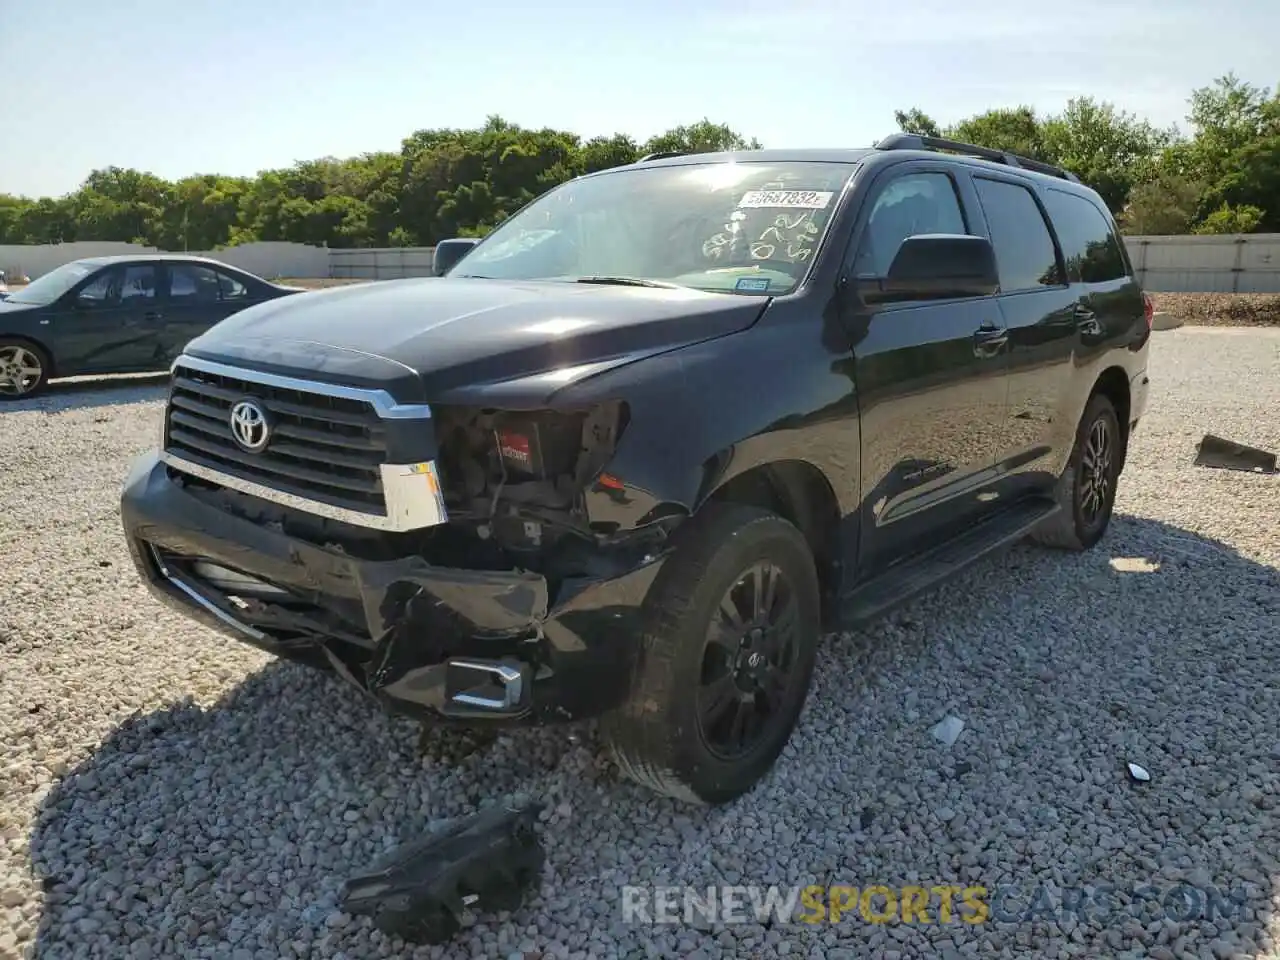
[{"xmin": 839, "ymin": 498, "xmax": 1059, "ymax": 626}]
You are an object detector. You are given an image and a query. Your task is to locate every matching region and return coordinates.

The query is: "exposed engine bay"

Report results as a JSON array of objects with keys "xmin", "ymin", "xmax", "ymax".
[{"xmin": 430, "ymin": 400, "xmax": 631, "ymax": 560}]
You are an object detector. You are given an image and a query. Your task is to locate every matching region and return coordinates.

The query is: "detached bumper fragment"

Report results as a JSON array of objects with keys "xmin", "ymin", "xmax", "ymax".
[
  {"xmin": 341, "ymin": 801, "xmax": 544, "ymax": 944},
  {"xmin": 1194, "ymin": 433, "xmax": 1277, "ymax": 474}
]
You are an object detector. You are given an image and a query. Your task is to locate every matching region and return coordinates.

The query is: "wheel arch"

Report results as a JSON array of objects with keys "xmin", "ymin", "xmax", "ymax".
[
  {"xmin": 1091, "ymin": 365, "xmax": 1131, "ymax": 471},
  {"xmin": 703, "ymin": 458, "xmax": 844, "ymax": 623}
]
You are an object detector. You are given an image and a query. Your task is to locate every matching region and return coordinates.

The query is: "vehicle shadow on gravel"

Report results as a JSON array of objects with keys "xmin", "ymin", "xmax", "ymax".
[{"xmin": 25, "ymin": 514, "xmax": 1280, "ymax": 958}]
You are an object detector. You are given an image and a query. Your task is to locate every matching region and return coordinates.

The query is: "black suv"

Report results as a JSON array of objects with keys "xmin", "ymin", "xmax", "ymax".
[{"xmin": 121, "ymin": 135, "xmax": 1152, "ymax": 805}]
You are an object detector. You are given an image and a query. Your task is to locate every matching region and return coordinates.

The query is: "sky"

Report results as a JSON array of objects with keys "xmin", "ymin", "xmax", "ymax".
[{"xmin": 2, "ymin": 0, "xmax": 1278, "ymax": 198}]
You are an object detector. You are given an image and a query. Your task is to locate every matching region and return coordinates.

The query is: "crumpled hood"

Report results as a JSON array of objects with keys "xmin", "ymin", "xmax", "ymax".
[{"xmin": 184, "ymin": 277, "xmax": 767, "ymax": 403}]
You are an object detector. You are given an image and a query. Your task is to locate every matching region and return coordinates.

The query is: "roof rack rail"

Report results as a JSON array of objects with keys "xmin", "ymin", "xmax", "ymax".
[
  {"xmin": 874, "ymin": 133, "xmax": 1081, "ymax": 183},
  {"xmin": 636, "ymin": 151, "xmax": 692, "ymax": 163}
]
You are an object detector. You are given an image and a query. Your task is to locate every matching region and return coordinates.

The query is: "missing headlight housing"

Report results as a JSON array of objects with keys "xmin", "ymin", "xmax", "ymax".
[{"xmin": 494, "ymin": 415, "xmax": 584, "ymax": 481}]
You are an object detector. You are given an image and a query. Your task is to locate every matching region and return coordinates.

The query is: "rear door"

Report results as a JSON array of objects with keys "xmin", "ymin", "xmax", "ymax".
[
  {"xmin": 160, "ymin": 263, "xmax": 274, "ymax": 357},
  {"xmin": 963, "ymin": 173, "xmax": 1078, "ymax": 500},
  {"xmin": 160, "ymin": 262, "xmax": 227, "ymax": 359},
  {"xmin": 51, "ymin": 263, "xmax": 167, "ymax": 374},
  {"xmin": 840, "ymin": 162, "xmax": 1009, "ymax": 575},
  {"xmin": 1040, "ymin": 186, "xmax": 1146, "ymax": 370}
]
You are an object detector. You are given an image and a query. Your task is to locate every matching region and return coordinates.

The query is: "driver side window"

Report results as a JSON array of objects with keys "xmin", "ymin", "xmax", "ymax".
[{"xmin": 854, "ymin": 172, "xmax": 969, "ymax": 276}]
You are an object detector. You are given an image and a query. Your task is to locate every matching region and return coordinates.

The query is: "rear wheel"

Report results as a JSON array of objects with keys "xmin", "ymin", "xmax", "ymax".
[
  {"xmin": 0, "ymin": 340, "xmax": 50, "ymax": 400},
  {"xmin": 601, "ymin": 502, "xmax": 821, "ymax": 805},
  {"xmin": 1031, "ymin": 392, "xmax": 1121, "ymax": 551}
]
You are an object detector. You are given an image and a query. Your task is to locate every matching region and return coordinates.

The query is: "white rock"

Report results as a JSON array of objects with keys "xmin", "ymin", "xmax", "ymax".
[{"xmin": 930, "ymin": 716, "xmax": 966, "ymax": 747}]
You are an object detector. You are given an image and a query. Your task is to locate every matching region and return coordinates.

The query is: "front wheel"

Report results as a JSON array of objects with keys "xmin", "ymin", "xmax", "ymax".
[
  {"xmin": 601, "ymin": 502, "xmax": 821, "ymax": 805},
  {"xmin": 0, "ymin": 340, "xmax": 50, "ymax": 400},
  {"xmin": 1031, "ymin": 392, "xmax": 1122, "ymax": 551}
]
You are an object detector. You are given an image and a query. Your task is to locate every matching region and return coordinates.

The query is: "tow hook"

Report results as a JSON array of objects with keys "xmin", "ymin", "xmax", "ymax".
[{"xmin": 340, "ymin": 800, "xmax": 545, "ymax": 945}]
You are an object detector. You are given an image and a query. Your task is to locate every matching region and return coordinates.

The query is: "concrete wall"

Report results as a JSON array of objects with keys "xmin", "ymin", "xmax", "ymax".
[
  {"xmin": 1125, "ymin": 234, "xmax": 1280, "ymax": 294},
  {"xmin": 4, "ymin": 234, "xmax": 1280, "ymax": 293},
  {"xmin": 329, "ymin": 247, "xmax": 435, "ymax": 279}
]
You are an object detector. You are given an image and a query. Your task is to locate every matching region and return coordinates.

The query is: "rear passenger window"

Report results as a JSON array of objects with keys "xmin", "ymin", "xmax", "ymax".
[
  {"xmin": 973, "ymin": 178, "xmax": 1062, "ymax": 292},
  {"xmin": 216, "ymin": 271, "xmax": 249, "ymax": 300},
  {"xmin": 854, "ymin": 172, "xmax": 968, "ymax": 276},
  {"xmin": 169, "ymin": 264, "xmax": 222, "ymax": 302},
  {"xmin": 1041, "ymin": 189, "xmax": 1128, "ymax": 284}
]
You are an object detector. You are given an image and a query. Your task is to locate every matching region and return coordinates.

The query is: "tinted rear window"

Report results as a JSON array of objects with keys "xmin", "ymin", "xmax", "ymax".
[
  {"xmin": 972, "ymin": 178, "xmax": 1062, "ymax": 292},
  {"xmin": 1042, "ymin": 189, "xmax": 1129, "ymax": 284}
]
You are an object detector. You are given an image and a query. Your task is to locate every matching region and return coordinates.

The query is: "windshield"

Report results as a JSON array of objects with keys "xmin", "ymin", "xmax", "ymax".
[
  {"xmin": 7, "ymin": 261, "xmax": 95, "ymax": 305},
  {"xmin": 449, "ymin": 161, "xmax": 857, "ymax": 296}
]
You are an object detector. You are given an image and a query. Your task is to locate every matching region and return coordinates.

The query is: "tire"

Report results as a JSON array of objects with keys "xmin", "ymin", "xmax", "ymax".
[
  {"xmin": 601, "ymin": 501, "xmax": 821, "ymax": 805},
  {"xmin": 0, "ymin": 339, "xmax": 51, "ymax": 401},
  {"xmin": 1031, "ymin": 392, "xmax": 1122, "ymax": 551}
]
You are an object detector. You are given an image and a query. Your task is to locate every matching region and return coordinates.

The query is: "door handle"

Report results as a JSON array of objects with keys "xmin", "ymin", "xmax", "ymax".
[
  {"xmin": 972, "ymin": 324, "xmax": 1008, "ymax": 357},
  {"xmin": 144, "ymin": 310, "xmax": 164, "ymax": 322}
]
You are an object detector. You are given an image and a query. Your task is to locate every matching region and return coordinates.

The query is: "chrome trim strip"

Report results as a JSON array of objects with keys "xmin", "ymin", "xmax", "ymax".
[
  {"xmin": 190, "ymin": 561, "xmax": 293, "ymax": 598},
  {"xmin": 160, "ymin": 451, "xmax": 449, "ymax": 533},
  {"xmin": 170, "ymin": 354, "xmax": 433, "ymax": 420},
  {"xmin": 148, "ymin": 546, "xmax": 266, "ymax": 641},
  {"xmin": 449, "ymin": 661, "xmax": 525, "ymax": 710}
]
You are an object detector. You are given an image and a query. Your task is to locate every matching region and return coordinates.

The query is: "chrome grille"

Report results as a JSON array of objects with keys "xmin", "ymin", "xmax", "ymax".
[{"xmin": 165, "ymin": 361, "xmax": 388, "ymax": 515}]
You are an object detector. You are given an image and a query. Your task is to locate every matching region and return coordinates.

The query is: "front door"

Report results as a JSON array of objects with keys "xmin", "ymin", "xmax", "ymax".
[
  {"xmin": 50, "ymin": 264, "xmax": 166, "ymax": 374},
  {"xmin": 840, "ymin": 164, "xmax": 1009, "ymax": 576}
]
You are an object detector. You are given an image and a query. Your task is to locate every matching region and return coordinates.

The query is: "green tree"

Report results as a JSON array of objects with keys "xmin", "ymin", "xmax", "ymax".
[
  {"xmin": 1200, "ymin": 135, "xmax": 1280, "ymax": 231},
  {"xmin": 946, "ymin": 106, "xmax": 1049, "ymax": 161},
  {"xmin": 14, "ymin": 197, "xmax": 78, "ymax": 243},
  {"xmin": 11, "ymin": 93, "xmax": 1279, "ymax": 246},
  {"xmin": 1120, "ymin": 174, "xmax": 1202, "ymax": 235},
  {"xmin": 0, "ymin": 194, "xmax": 35, "ymax": 243},
  {"xmin": 893, "ymin": 108, "xmax": 941, "ymax": 138},
  {"xmin": 1193, "ymin": 203, "xmax": 1264, "ymax": 234},
  {"xmin": 641, "ymin": 119, "xmax": 761, "ymax": 154},
  {"xmin": 1040, "ymin": 98, "xmax": 1177, "ymax": 212}
]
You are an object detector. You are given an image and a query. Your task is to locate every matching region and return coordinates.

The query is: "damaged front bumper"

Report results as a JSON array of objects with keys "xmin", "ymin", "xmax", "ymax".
[{"xmin": 120, "ymin": 450, "xmax": 667, "ymax": 723}]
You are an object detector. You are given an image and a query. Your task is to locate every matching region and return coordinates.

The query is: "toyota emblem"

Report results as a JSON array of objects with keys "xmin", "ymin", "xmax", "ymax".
[{"xmin": 229, "ymin": 399, "xmax": 270, "ymax": 453}]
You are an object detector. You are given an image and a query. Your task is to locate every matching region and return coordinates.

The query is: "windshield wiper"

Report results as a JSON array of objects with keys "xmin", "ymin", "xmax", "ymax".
[{"xmin": 573, "ymin": 276, "xmax": 680, "ymax": 289}]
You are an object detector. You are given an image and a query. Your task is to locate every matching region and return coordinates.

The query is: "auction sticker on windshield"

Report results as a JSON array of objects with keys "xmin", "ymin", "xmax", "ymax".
[{"xmin": 738, "ymin": 190, "xmax": 834, "ymax": 210}]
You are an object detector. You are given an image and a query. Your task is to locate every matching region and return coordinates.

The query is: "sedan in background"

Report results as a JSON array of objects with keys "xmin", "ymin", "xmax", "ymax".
[{"xmin": 0, "ymin": 255, "xmax": 304, "ymax": 399}]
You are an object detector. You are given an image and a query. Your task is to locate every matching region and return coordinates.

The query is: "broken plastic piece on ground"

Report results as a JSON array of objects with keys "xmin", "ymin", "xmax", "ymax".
[
  {"xmin": 930, "ymin": 715, "xmax": 965, "ymax": 747},
  {"xmin": 1127, "ymin": 762, "xmax": 1151, "ymax": 783},
  {"xmin": 341, "ymin": 800, "xmax": 544, "ymax": 945},
  {"xmin": 1194, "ymin": 434, "xmax": 1277, "ymax": 474}
]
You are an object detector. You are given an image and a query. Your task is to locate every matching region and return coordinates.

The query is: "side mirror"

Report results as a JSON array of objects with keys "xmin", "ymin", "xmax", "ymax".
[
  {"xmin": 433, "ymin": 238, "xmax": 481, "ymax": 277},
  {"xmin": 858, "ymin": 234, "xmax": 999, "ymax": 304}
]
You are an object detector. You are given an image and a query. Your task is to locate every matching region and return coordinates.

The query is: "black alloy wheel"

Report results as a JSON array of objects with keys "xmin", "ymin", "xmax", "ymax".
[
  {"xmin": 601, "ymin": 502, "xmax": 821, "ymax": 805},
  {"xmin": 696, "ymin": 560, "xmax": 802, "ymax": 760}
]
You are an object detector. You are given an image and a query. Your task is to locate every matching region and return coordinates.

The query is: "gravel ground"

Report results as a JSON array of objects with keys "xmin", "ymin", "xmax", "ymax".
[{"xmin": 1, "ymin": 330, "xmax": 1279, "ymax": 960}]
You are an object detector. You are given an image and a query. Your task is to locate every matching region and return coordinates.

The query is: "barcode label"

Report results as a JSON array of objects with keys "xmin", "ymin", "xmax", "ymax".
[{"xmin": 738, "ymin": 190, "xmax": 834, "ymax": 210}]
